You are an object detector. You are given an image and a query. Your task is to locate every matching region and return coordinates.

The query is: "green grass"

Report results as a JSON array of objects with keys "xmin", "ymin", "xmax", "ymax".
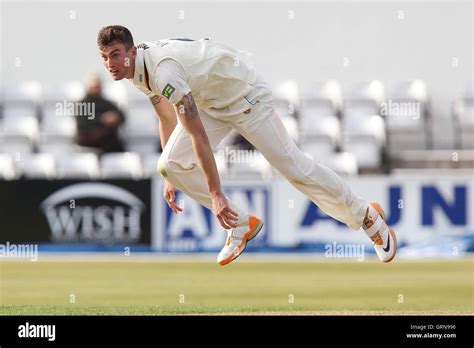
[{"xmin": 1, "ymin": 257, "xmax": 473, "ymax": 315}]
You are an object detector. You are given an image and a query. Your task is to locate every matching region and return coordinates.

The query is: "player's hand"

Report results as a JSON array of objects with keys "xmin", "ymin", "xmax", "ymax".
[
  {"xmin": 163, "ymin": 181, "xmax": 183, "ymax": 214},
  {"xmin": 211, "ymin": 191, "xmax": 238, "ymax": 229}
]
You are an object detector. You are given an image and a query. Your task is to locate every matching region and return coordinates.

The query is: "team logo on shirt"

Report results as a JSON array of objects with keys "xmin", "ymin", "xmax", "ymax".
[
  {"xmin": 162, "ymin": 83, "xmax": 176, "ymax": 100},
  {"xmin": 136, "ymin": 43, "xmax": 149, "ymax": 50}
]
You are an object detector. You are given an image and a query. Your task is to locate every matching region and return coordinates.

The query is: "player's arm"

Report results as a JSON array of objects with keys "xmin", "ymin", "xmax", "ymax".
[
  {"xmin": 174, "ymin": 93, "xmax": 220, "ymax": 195},
  {"xmin": 151, "ymin": 95, "xmax": 182, "ymax": 214},
  {"xmin": 175, "ymin": 93, "xmax": 238, "ymax": 229},
  {"xmin": 149, "ymin": 95, "xmax": 177, "ymax": 150}
]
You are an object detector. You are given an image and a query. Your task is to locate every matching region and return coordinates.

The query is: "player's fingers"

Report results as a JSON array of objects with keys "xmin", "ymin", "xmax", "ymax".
[
  {"xmin": 217, "ymin": 214, "xmax": 231, "ymax": 230},
  {"xmin": 164, "ymin": 191, "xmax": 177, "ymax": 213},
  {"xmin": 168, "ymin": 202, "xmax": 178, "ymax": 213},
  {"xmin": 165, "ymin": 200, "xmax": 175, "ymax": 213},
  {"xmin": 170, "ymin": 201, "xmax": 183, "ymax": 213},
  {"xmin": 223, "ymin": 216, "xmax": 238, "ymax": 228},
  {"xmin": 220, "ymin": 211, "xmax": 237, "ymax": 228},
  {"xmin": 216, "ymin": 215, "xmax": 226, "ymax": 229},
  {"xmin": 222, "ymin": 210, "xmax": 238, "ymax": 223},
  {"xmin": 225, "ymin": 207, "xmax": 238, "ymax": 218},
  {"xmin": 169, "ymin": 189, "xmax": 175, "ymax": 203}
]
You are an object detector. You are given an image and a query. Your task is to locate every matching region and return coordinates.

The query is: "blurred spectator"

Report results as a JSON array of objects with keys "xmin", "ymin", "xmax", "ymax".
[{"xmin": 76, "ymin": 73, "xmax": 126, "ymax": 153}]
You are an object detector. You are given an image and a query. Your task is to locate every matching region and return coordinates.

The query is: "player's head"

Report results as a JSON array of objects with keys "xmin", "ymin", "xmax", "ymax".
[{"xmin": 97, "ymin": 25, "xmax": 137, "ymax": 81}]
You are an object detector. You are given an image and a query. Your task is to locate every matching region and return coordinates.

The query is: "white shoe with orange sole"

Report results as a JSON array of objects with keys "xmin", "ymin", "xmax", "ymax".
[
  {"xmin": 363, "ymin": 201, "xmax": 397, "ymax": 263},
  {"xmin": 217, "ymin": 215, "xmax": 264, "ymax": 266}
]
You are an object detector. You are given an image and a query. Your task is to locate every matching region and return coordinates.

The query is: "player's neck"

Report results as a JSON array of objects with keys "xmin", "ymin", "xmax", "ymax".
[{"xmin": 125, "ymin": 58, "xmax": 136, "ymax": 79}]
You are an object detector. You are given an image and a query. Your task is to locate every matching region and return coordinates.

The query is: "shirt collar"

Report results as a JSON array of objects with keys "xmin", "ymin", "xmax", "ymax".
[{"xmin": 130, "ymin": 47, "xmax": 149, "ymax": 91}]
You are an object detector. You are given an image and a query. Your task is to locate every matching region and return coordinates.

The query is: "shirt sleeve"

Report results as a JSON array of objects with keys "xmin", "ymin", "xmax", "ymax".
[{"xmin": 153, "ymin": 59, "xmax": 191, "ymax": 105}]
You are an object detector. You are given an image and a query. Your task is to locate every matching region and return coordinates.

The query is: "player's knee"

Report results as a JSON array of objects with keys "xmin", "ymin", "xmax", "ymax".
[
  {"xmin": 158, "ymin": 153, "xmax": 197, "ymax": 178},
  {"xmin": 287, "ymin": 174, "xmax": 306, "ymax": 186},
  {"xmin": 157, "ymin": 155, "xmax": 170, "ymax": 179},
  {"xmin": 281, "ymin": 157, "xmax": 314, "ymax": 185}
]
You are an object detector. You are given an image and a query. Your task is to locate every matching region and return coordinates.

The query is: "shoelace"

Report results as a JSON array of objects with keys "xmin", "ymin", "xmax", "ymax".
[
  {"xmin": 370, "ymin": 233, "xmax": 383, "ymax": 246},
  {"xmin": 226, "ymin": 228, "xmax": 246, "ymax": 246},
  {"xmin": 364, "ymin": 210, "xmax": 384, "ymax": 246}
]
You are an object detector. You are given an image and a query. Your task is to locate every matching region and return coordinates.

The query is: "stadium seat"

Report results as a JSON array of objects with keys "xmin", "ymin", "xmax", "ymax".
[
  {"xmin": 452, "ymin": 81, "xmax": 474, "ymax": 149},
  {"xmin": 56, "ymin": 153, "xmax": 100, "ymax": 179},
  {"xmin": 41, "ymin": 80, "xmax": 86, "ymax": 128},
  {"xmin": 342, "ymin": 134, "xmax": 382, "ymax": 170},
  {"xmin": 273, "ymin": 98, "xmax": 297, "ymax": 119},
  {"xmin": 2, "ymin": 81, "xmax": 42, "ymax": 104},
  {"xmin": 0, "ymin": 115, "xmax": 40, "ymax": 154},
  {"xmin": 43, "ymin": 80, "xmax": 85, "ymax": 103},
  {"xmin": 17, "ymin": 153, "xmax": 57, "ymax": 179},
  {"xmin": 273, "ymin": 80, "xmax": 300, "ymax": 108},
  {"xmin": 304, "ymin": 150, "xmax": 358, "ymax": 176},
  {"xmin": 299, "ymin": 113, "xmax": 341, "ymax": 150},
  {"xmin": 39, "ymin": 108, "xmax": 78, "ymax": 155},
  {"xmin": 0, "ymin": 153, "xmax": 17, "ymax": 180},
  {"xmin": 384, "ymin": 80, "xmax": 430, "ymax": 152},
  {"xmin": 454, "ymin": 101, "xmax": 474, "ymax": 149},
  {"xmin": 227, "ymin": 150, "xmax": 272, "ymax": 179},
  {"xmin": 344, "ymin": 80, "xmax": 385, "ymax": 116},
  {"xmin": 2, "ymin": 104, "xmax": 38, "ymax": 119},
  {"xmin": 1, "ymin": 81, "xmax": 42, "ymax": 124},
  {"xmin": 299, "ymin": 101, "xmax": 335, "ymax": 123},
  {"xmin": 322, "ymin": 152, "xmax": 359, "ymax": 177},
  {"xmin": 271, "ymin": 81, "xmax": 300, "ymax": 140},
  {"xmin": 100, "ymin": 152, "xmax": 143, "ymax": 179},
  {"xmin": 124, "ymin": 101, "xmax": 160, "ymax": 155},
  {"xmin": 301, "ymin": 140, "xmax": 336, "ymax": 162},
  {"xmin": 298, "ymin": 83, "xmax": 343, "ymax": 156},
  {"xmin": 300, "ymin": 80, "xmax": 343, "ymax": 117},
  {"xmin": 341, "ymin": 113, "xmax": 385, "ymax": 170},
  {"xmin": 141, "ymin": 153, "xmax": 161, "ymax": 177}
]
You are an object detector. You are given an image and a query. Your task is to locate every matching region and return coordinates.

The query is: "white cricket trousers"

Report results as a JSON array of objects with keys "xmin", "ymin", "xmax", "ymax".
[{"xmin": 158, "ymin": 100, "xmax": 368, "ymax": 232}]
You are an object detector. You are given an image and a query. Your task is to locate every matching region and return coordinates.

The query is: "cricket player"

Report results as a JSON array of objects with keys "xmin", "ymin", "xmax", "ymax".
[{"xmin": 97, "ymin": 25, "xmax": 397, "ymax": 265}]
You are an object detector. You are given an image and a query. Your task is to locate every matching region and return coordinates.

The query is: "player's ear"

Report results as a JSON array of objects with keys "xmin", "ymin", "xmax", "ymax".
[{"xmin": 130, "ymin": 46, "xmax": 137, "ymax": 58}]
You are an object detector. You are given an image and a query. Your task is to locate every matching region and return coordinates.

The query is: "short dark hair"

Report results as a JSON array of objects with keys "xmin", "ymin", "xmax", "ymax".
[{"xmin": 97, "ymin": 25, "xmax": 134, "ymax": 50}]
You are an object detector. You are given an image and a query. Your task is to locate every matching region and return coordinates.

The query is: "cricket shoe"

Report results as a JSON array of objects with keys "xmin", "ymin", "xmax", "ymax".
[
  {"xmin": 217, "ymin": 216, "xmax": 264, "ymax": 266},
  {"xmin": 363, "ymin": 201, "xmax": 397, "ymax": 263}
]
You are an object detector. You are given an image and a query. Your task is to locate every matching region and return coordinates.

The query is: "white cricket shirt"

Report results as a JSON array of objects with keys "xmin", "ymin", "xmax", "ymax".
[{"xmin": 129, "ymin": 38, "xmax": 271, "ymax": 119}]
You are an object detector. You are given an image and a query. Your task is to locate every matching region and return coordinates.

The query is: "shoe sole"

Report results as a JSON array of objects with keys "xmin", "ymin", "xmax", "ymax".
[
  {"xmin": 369, "ymin": 201, "xmax": 397, "ymax": 263},
  {"xmin": 219, "ymin": 216, "xmax": 264, "ymax": 266}
]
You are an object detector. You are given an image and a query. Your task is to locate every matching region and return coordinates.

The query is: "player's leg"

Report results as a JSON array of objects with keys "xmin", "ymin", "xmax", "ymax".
[
  {"xmin": 157, "ymin": 110, "xmax": 251, "ymax": 227},
  {"xmin": 232, "ymin": 108, "xmax": 396, "ymax": 262},
  {"xmin": 158, "ymin": 111, "xmax": 264, "ymax": 265},
  {"xmin": 233, "ymin": 108, "xmax": 367, "ymax": 230}
]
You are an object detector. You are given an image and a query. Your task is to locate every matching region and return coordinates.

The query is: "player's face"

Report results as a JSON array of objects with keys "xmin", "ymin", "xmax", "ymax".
[{"xmin": 99, "ymin": 42, "xmax": 136, "ymax": 80}]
